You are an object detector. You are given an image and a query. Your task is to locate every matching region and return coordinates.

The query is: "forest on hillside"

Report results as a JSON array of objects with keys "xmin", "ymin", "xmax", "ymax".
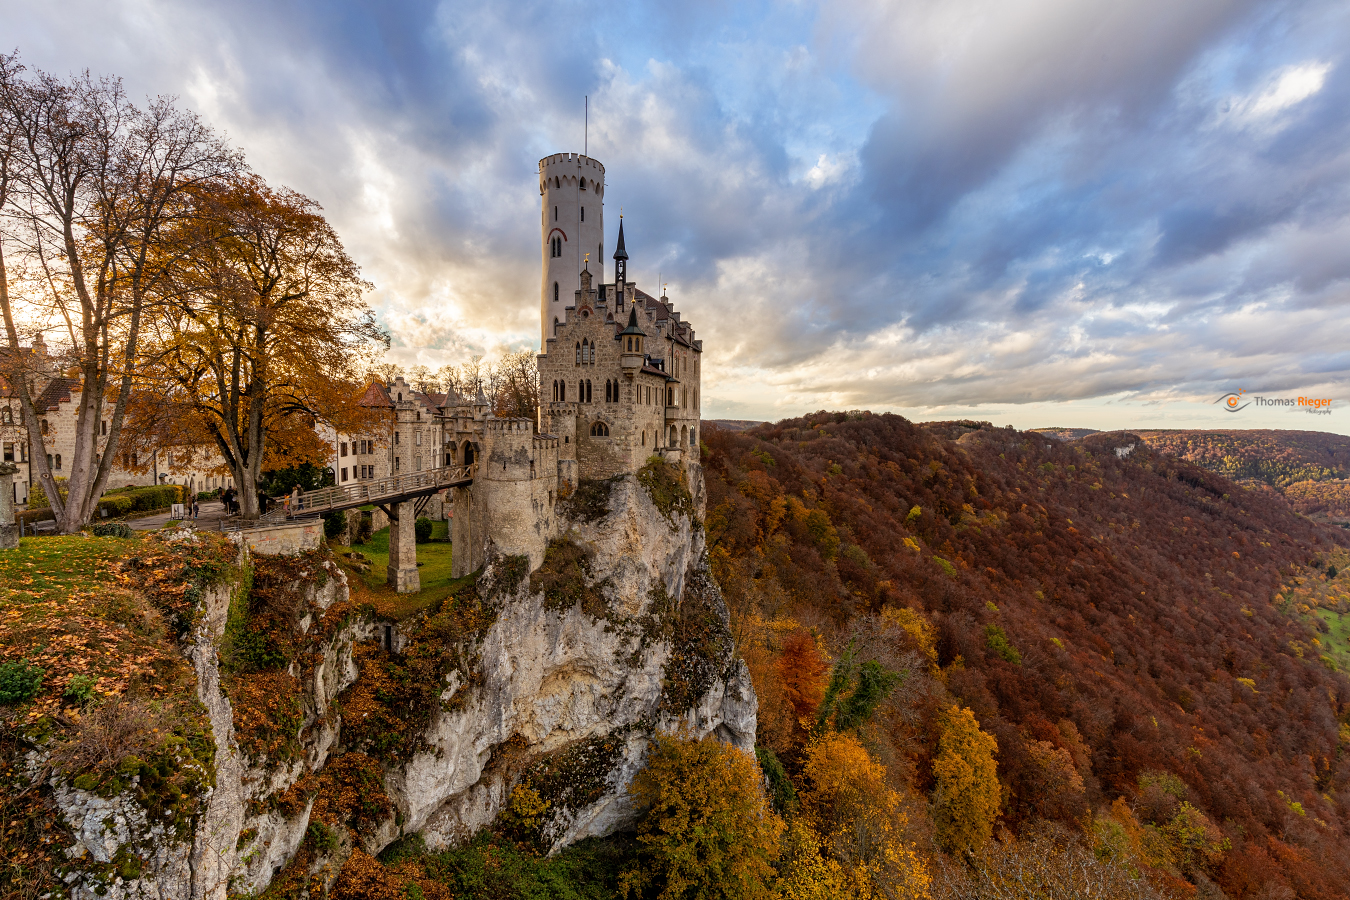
[
  {"xmin": 703, "ymin": 414, "xmax": 1350, "ymax": 899},
  {"xmin": 1034, "ymin": 428, "xmax": 1350, "ymax": 520}
]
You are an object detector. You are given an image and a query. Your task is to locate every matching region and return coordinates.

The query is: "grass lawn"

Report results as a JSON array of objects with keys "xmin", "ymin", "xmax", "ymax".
[
  {"xmin": 345, "ymin": 521, "xmax": 472, "ymax": 620},
  {"xmin": 1316, "ymin": 608, "xmax": 1350, "ymax": 672},
  {"xmin": 0, "ymin": 532, "xmax": 233, "ymax": 723}
]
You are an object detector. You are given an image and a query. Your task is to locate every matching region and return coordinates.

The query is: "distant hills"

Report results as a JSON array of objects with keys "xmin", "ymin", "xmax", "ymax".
[
  {"xmin": 1031, "ymin": 427, "xmax": 1350, "ymax": 521},
  {"xmin": 705, "ymin": 413, "xmax": 1350, "ymax": 897}
]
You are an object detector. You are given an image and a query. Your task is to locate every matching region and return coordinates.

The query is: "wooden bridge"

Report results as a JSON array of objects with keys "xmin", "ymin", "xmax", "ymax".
[{"xmin": 254, "ymin": 463, "xmax": 476, "ymax": 531}]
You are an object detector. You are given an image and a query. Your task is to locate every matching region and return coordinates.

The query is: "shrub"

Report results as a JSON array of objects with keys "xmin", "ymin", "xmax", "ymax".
[
  {"xmin": 28, "ymin": 477, "xmax": 68, "ymax": 509},
  {"xmin": 756, "ymin": 746, "xmax": 798, "ymax": 815},
  {"xmin": 415, "ymin": 516, "xmax": 433, "ymax": 544},
  {"xmin": 621, "ymin": 733, "xmax": 782, "ymax": 900},
  {"xmin": 63, "ymin": 674, "xmax": 98, "ymax": 706},
  {"xmin": 92, "ymin": 522, "xmax": 133, "ymax": 538},
  {"xmin": 0, "ymin": 659, "xmax": 45, "ymax": 705},
  {"xmin": 355, "ymin": 512, "xmax": 374, "ymax": 544},
  {"xmin": 984, "ymin": 624, "xmax": 1022, "ymax": 665},
  {"xmin": 324, "ymin": 510, "xmax": 347, "ymax": 540},
  {"xmin": 95, "ymin": 484, "xmax": 185, "ymax": 518}
]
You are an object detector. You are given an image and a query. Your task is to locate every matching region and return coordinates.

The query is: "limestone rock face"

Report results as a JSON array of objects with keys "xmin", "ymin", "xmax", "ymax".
[
  {"xmin": 402, "ymin": 473, "xmax": 756, "ymax": 853},
  {"xmin": 45, "ymin": 463, "xmax": 756, "ymax": 896}
]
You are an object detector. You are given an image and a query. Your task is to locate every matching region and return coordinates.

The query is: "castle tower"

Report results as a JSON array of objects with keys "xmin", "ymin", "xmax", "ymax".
[{"xmin": 540, "ymin": 153, "xmax": 605, "ymax": 346}]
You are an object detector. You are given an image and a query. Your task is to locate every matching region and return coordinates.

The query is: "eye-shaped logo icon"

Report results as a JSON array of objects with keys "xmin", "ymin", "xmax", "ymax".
[{"xmin": 1214, "ymin": 390, "xmax": 1249, "ymax": 412}]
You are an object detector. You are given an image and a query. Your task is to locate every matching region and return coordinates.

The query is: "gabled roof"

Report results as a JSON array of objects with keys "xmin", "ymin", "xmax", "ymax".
[
  {"xmin": 34, "ymin": 377, "xmax": 78, "ymax": 412},
  {"xmin": 358, "ymin": 381, "xmax": 393, "ymax": 408}
]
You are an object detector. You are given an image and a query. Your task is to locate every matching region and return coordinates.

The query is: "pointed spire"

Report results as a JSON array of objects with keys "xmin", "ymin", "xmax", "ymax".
[
  {"xmin": 619, "ymin": 305, "xmax": 646, "ymax": 337},
  {"xmin": 613, "ymin": 217, "xmax": 628, "ymax": 261}
]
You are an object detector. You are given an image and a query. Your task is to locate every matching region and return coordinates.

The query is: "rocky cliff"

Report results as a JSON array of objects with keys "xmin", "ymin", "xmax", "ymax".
[{"xmin": 28, "ymin": 461, "xmax": 754, "ymax": 898}]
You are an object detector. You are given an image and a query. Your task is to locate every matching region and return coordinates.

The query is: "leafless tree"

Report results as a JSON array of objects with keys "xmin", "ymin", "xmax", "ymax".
[{"xmin": 0, "ymin": 53, "xmax": 239, "ymax": 532}]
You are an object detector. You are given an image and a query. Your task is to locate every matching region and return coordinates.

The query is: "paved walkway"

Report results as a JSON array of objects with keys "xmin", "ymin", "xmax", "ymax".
[{"xmin": 127, "ymin": 499, "xmax": 233, "ymax": 532}]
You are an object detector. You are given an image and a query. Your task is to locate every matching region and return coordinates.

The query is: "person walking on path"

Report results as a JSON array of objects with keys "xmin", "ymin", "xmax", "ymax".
[{"xmin": 192, "ymin": 499, "xmax": 200, "ymax": 521}]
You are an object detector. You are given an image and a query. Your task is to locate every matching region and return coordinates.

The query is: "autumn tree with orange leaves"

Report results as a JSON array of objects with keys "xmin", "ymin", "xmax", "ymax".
[{"xmin": 139, "ymin": 175, "xmax": 385, "ymax": 517}]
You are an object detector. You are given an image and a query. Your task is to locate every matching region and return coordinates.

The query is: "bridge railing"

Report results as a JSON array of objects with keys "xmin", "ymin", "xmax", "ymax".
[{"xmin": 289, "ymin": 464, "xmax": 476, "ymax": 515}]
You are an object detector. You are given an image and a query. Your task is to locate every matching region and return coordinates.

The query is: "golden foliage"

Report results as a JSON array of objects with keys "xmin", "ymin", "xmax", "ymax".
[
  {"xmin": 622, "ymin": 733, "xmax": 784, "ymax": 900},
  {"xmin": 799, "ymin": 731, "xmax": 931, "ymax": 900},
  {"xmin": 931, "ymin": 705, "xmax": 1000, "ymax": 854}
]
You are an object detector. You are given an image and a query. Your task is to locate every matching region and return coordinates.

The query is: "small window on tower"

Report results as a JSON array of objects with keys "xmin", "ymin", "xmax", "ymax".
[
  {"xmin": 554, "ymin": 205, "xmax": 558, "ymax": 220},
  {"xmin": 580, "ymin": 179, "xmax": 586, "ymax": 190},
  {"xmin": 581, "ymin": 207, "xmax": 584, "ymax": 221},
  {"xmin": 554, "ymin": 282, "xmax": 560, "ymax": 303}
]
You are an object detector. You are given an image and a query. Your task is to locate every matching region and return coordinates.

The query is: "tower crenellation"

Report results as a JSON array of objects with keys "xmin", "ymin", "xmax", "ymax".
[{"xmin": 540, "ymin": 153, "xmax": 606, "ymax": 346}]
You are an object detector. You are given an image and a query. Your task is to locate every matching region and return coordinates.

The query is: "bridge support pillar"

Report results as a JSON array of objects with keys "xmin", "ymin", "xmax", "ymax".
[{"xmin": 387, "ymin": 501, "xmax": 420, "ymax": 593}]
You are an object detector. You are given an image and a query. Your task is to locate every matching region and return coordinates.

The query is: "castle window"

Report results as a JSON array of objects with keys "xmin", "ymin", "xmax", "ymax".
[
  {"xmin": 101, "ymin": 420, "xmax": 107, "ymax": 435},
  {"xmin": 576, "ymin": 342, "xmax": 581, "ymax": 365},
  {"xmin": 554, "ymin": 282, "xmax": 559, "ymax": 303},
  {"xmin": 554, "ymin": 204, "xmax": 558, "ymax": 220},
  {"xmin": 580, "ymin": 179, "xmax": 586, "ymax": 190},
  {"xmin": 585, "ymin": 379, "xmax": 593, "ymax": 403},
  {"xmin": 578, "ymin": 379, "xmax": 584, "ymax": 402},
  {"xmin": 581, "ymin": 206, "xmax": 584, "ymax": 221},
  {"xmin": 55, "ymin": 453, "xmax": 62, "ymax": 470},
  {"xmin": 690, "ymin": 429, "xmax": 697, "ymax": 447},
  {"xmin": 341, "ymin": 467, "xmax": 348, "ymax": 482},
  {"xmin": 1, "ymin": 408, "xmax": 10, "ymax": 423},
  {"xmin": 41, "ymin": 419, "xmax": 48, "ymax": 434},
  {"xmin": 590, "ymin": 422, "xmax": 609, "ymax": 437},
  {"xmin": 604, "ymin": 380, "xmax": 611, "ymax": 403}
]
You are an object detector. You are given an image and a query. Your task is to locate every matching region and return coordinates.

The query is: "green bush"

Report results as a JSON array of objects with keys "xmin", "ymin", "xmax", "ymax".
[
  {"xmin": 415, "ymin": 517, "xmax": 433, "ymax": 544},
  {"xmin": 355, "ymin": 512, "xmax": 373, "ymax": 544},
  {"xmin": 92, "ymin": 522, "xmax": 133, "ymax": 538},
  {"xmin": 985, "ymin": 624, "xmax": 1022, "ymax": 665},
  {"xmin": 324, "ymin": 511, "xmax": 347, "ymax": 540},
  {"xmin": 63, "ymin": 674, "xmax": 98, "ymax": 706},
  {"xmin": 95, "ymin": 484, "xmax": 184, "ymax": 518},
  {"xmin": 0, "ymin": 659, "xmax": 45, "ymax": 705}
]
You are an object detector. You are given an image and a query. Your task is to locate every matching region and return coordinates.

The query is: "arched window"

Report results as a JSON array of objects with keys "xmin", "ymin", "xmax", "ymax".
[
  {"xmin": 464, "ymin": 444, "xmax": 476, "ymax": 466},
  {"xmin": 585, "ymin": 379, "xmax": 593, "ymax": 403},
  {"xmin": 590, "ymin": 421, "xmax": 609, "ymax": 437},
  {"xmin": 669, "ymin": 426, "xmax": 677, "ymax": 446},
  {"xmin": 578, "ymin": 379, "xmax": 585, "ymax": 402},
  {"xmin": 55, "ymin": 453, "xmax": 62, "ymax": 470},
  {"xmin": 41, "ymin": 419, "xmax": 48, "ymax": 434},
  {"xmin": 604, "ymin": 380, "xmax": 611, "ymax": 403},
  {"xmin": 580, "ymin": 178, "xmax": 586, "ymax": 190}
]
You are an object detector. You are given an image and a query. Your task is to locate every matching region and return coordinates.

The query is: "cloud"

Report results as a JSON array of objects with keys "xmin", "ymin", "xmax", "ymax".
[{"xmin": 2, "ymin": 0, "xmax": 1348, "ymax": 432}]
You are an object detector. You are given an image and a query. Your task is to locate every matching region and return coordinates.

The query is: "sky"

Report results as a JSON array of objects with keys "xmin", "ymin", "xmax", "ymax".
[{"xmin": 4, "ymin": 0, "xmax": 1348, "ymax": 434}]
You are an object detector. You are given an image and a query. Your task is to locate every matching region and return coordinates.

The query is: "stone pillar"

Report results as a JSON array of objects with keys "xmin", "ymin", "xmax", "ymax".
[
  {"xmin": 0, "ymin": 462, "xmax": 17, "ymax": 549},
  {"xmin": 386, "ymin": 501, "xmax": 420, "ymax": 593}
]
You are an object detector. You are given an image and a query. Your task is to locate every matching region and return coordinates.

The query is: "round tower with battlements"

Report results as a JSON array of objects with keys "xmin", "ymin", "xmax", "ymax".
[{"xmin": 540, "ymin": 153, "xmax": 605, "ymax": 346}]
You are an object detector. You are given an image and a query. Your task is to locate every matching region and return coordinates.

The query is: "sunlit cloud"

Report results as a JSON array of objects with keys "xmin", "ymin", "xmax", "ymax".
[{"xmin": 1, "ymin": 0, "xmax": 1347, "ymax": 433}]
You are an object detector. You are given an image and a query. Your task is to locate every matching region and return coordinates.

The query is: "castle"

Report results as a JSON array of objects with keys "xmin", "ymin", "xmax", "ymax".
[{"xmin": 338, "ymin": 153, "xmax": 703, "ymax": 591}]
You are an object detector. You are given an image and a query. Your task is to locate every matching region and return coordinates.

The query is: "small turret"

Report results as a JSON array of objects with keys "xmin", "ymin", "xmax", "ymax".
[{"xmin": 619, "ymin": 306, "xmax": 646, "ymax": 376}]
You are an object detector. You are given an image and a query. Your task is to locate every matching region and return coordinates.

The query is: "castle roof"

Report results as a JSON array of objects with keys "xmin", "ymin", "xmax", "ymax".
[
  {"xmin": 34, "ymin": 376, "xmax": 79, "ymax": 412},
  {"xmin": 613, "ymin": 219, "xmax": 628, "ymax": 261}
]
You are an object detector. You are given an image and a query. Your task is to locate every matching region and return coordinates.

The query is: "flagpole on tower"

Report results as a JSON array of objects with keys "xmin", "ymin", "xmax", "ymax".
[{"xmin": 585, "ymin": 96, "xmax": 588, "ymax": 157}]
